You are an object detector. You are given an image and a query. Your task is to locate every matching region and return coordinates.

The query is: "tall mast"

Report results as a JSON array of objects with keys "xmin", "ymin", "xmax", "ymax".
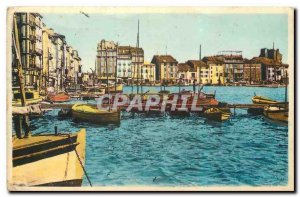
[
  {"xmin": 94, "ymin": 59, "xmax": 96, "ymax": 87},
  {"xmin": 105, "ymin": 49, "xmax": 111, "ymax": 111},
  {"xmin": 115, "ymin": 43, "xmax": 118, "ymax": 93},
  {"xmin": 13, "ymin": 14, "xmax": 26, "ymax": 106},
  {"xmin": 131, "ymin": 47, "xmax": 134, "ymax": 94},
  {"xmin": 198, "ymin": 44, "xmax": 202, "ymax": 93},
  {"xmin": 285, "ymin": 70, "xmax": 288, "ymax": 108},
  {"xmin": 136, "ymin": 20, "xmax": 140, "ymax": 94}
]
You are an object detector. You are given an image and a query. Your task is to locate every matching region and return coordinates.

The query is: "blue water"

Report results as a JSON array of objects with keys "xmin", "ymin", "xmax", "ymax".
[{"xmin": 29, "ymin": 86, "xmax": 288, "ymax": 186}]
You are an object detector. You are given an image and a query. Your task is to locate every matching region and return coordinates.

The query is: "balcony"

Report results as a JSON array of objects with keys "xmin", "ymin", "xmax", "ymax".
[
  {"xmin": 35, "ymin": 48, "xmax": 43, "ymax": 56},
  {"xmin": 27, "ymin": 63, "xmax": 42, "ymax": 71},
  {"xmin": 29, "ymin": 21, "xmax": 36, "ymax": 28},
  {"xmin": 29, "ymin": 48, "xmax": 43, "ymax": 56},
  {"xmin": 29, "ymin": 35, "xmax": 36, "ymax": 42}
]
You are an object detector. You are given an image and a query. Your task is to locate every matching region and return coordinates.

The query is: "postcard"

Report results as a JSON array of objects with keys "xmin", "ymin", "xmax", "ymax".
[{"xmin": 7, "ymin": 7, "xmax": 294, "ymax": 191}]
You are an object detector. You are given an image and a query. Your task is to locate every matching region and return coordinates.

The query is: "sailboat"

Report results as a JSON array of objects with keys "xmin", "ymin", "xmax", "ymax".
[{"xmin": 10, "ymin": 14, "xmax": 88, "ymax": 188}]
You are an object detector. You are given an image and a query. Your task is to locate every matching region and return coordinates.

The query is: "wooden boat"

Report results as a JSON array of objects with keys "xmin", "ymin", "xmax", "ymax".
[
  {"xmin": 72, "ymin": 104, "xmax": 121, "ymax": 125},
  {"xmin": 106, "ymin": 83, "xmax": 123, "ymax": 93},
  {"xmin": 204, "ymin": 108, "xmax": 231, "ymax": 121},
  {"xmin": 263, "ymin": 106, "xmax": 288, "ymax": 124},
  {"xmin": 169, "ymin": 108, "xmax": 190, "ymax": 116},
  {"xmin": 252, "ymin": 96, "xmax": 278, "ymax": 104},
  {"xmin": 12, "ymin": 90, "xmax": 44, "ymax": 106},
  {"xmin": 158, "ymin": 90, "xmax": 170, "ymax": 95},
  {"xmin": 10, "ymin": 129, "xmax": 86, "ymax": 187},
  {"xmin": 80, "ymin": 87, "xmax": 105, "ymax": 100},
  {"xmin": 46, "ymin": 92, "xmax": 71, "ymax": 103}
]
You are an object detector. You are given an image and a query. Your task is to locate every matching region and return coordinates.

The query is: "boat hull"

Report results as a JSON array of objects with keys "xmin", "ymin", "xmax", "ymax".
[
  {"xmin": 106, "ymin": 84, "xmax": 123, "ymax": 93},
  {"xmin": 204, "ymin": 108, "xmax": 231, "ymax": 121},
  {"xmin": 252, "ymin": 96, "xmax": 278, "ymax": 104},
  {"xmin": 72, "ymin": 104, "xmax": 121, "ymax": 125},
  {"xmin": 263, "ymin": 109, "xmax": 288, "ymax": 123},
  {"xmin": 46, "ymin": 93, "xmax": 71, "ymax": 103},
  {"xmin": 10, "ymin": 129, "xmax": 86, "ymax": 188}
]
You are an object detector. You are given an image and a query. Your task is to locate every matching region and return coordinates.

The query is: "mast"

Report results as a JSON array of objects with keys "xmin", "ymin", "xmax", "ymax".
[
  {"xmin": 131, "ymin": 47, "xmax": 134, "ymax": 95},
  {"xmin": 285, "ymin": 70, "xmax": 288, "ymax": 108},
  {"xmin": 94, "ymin": 59, "xmax": 96, "ymax": 87},
  {"xmin": 136, "ymin": 20, "xmax": 139, "ymax": 94},
  {"xmin": 105, "ymin": 49, "xmax": 111, "ymax": 111},
  {"xmin": 13, "ymin": 14, "xmax": 26, "ymax": 106},
  {"xmin": 115, "ymin": 43, "xmax": 118, "ymax": 93},
  {"xmin": 198, "ymin": 44, "xmax": 202, "ymax": 93}
]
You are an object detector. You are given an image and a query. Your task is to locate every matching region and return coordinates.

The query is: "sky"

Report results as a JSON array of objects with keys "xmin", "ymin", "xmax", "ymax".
[{"xmin": 41, "ymin": 13, "xmax": 288, "ymax": 72}]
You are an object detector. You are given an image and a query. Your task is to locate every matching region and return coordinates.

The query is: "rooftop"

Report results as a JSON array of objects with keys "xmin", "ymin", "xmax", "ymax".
[{"xmin": 151, "ymin": 55, "xmax": 178, "ymax": 64}]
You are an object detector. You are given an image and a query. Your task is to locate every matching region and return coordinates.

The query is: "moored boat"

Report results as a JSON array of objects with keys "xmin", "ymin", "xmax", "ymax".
[
  {"xmin": 10, "ymin": 129, "xmax": 86, "ymax": 187},
  {"xmin": 80, "ymin": 87, "xmax": 105, "ymax": 100},
  {"xmin": 12, "ymin": 90, "xmax": 44, "ymax": 106},
  {"xmin": 46, "ymin": 92, "xmax": 71, "ymax": 103},
  {"xmin": 263, "ymin": 106, "xmax": 288, "ymax": 124},
  {"xmin": 204, "ymin": 108, "xmax": 231, "ymax": 121},
  {"xmin": 106, "ymin": 83, "xmax": 123, "ymax": 93},
  {"xmin": 252, "ymin": 96, "xmax": 278, "ymax": 104},
  {"xmin": 72, "ymin": 104, "xmax": 121, "ymax": 125}
]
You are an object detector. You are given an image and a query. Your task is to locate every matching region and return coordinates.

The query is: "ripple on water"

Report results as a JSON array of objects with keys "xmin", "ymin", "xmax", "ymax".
[{"xmin": 28, "ymin": 86, "xmax": 288, "ymax": 186}]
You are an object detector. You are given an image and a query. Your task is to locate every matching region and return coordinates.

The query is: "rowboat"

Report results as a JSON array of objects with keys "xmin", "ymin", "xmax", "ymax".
[
  {"xmin": 204, "ymin": 108, "xmax": 231, "ymax": 121},
  {"xmin": 263, "ymin": 106, "xmax": 288, "ymax": 124},
  {"xmin": 72, "ymin": 104, "xmax": 121, "ymax": 125},
  {"xmin": 12, "ymin": 90, "xmax": 44, "ymax": 106},
  {"xmin": 252, "ymin": 96, "xmax": 278, "ymax": 104},
  {"xmin": 46, "ymin": 92, "xmax": 71, "ymax": 103},
  {"xmin": 10, "ymin": 129, "xmax": 86, "ymax": 187}
]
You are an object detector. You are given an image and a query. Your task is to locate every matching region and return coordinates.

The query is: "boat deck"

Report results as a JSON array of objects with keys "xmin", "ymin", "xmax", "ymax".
[{"xmin": 13, "ymin": 134, "xmax": 75, "ymax": 150}]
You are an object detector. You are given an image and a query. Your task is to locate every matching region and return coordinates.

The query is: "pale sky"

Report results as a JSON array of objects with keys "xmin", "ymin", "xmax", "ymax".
[{"xmin": 41, "ymin": 13, "xmax": 288, "ymax": 72}]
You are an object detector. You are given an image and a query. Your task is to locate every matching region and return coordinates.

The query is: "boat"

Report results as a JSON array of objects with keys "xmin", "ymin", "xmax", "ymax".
[
  {"xmin": 46, "ymin": 92, "xmax": 71, "ymax": 103},
  {"xmin": 12, "ymin": 90, "xmax": 44, "ymax": 106},
  {"xmin": 159, "ymin": 90, "xmax": 170, "ymax": 95},
  {"xmin": 10, "ymin": 129, "xmax": 87, "ymax": 187},
  {"xmin": 80, "ymin": 87, "xmax": 105, "ymax": 100},
  {"xmin": 204, "ymin": 108, "xmax": 231, "ymax": 121},
  {"xmin": 263, "ymin": 106, "xmax": 288, "ymax": 124},
  {"xmin": 106, "ymin": 83, "xmax": 123, "ymax": 93},
  {"xmin": 252, "ymin": 96, "xmax": 279, "ymax": 104},
  {"xmin": 72, "ymin": 104, "xmax": 121, "ymax": 125}
]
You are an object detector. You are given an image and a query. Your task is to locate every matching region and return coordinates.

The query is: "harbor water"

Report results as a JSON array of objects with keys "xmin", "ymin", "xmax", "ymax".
[{"xmin": 29, "ymin": 86, "xmax": 288, "ymax": 186}]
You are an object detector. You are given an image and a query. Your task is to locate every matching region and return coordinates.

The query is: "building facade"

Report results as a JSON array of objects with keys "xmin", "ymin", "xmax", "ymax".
[
  {"xmin": 117, "ymin": 46, "xmax": 133, "ymax": 80},
  {"xmin": 142, "ymin": 62, "xmax": 156, "ymax": 83},
  {"xmin": 151, "ymin": 55, "xmax": 178, "ymax": 83},
  {"xmin": 244, "ymin": 57, "xmax": 288, "ymax": 84},
  {"xmin": 13, "ymin": 12, "xmax": 43, "ymax": 91},
  {"xmin": 221, "ymin": 53, "xmax": 244, "ymax": 83},
  {"xmin": 202, "ymin": 56, "xmax": 225, "ymax": 85},
  {"xmin": 96, "ymin": 40, "xmax": 118, "ymax": 80}
]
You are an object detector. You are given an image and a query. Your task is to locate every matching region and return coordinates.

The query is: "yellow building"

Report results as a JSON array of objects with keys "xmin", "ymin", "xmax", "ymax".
[
  {"xmin": 202, "ymin": 56, "xmax": 226, "ymax": 85},
  {"xmin": 151, "ymin": 55, "xmax": 178, "ymax": 83},
  {"xmin": 142, "ymin": 62, "xmax": 156, "ymax": 83}
]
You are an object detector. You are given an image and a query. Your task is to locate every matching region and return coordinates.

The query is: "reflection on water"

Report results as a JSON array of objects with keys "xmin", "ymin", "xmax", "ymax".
[{"xmin": 29, "ymin": 86, "xmax": 288, "ymax": 186}]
